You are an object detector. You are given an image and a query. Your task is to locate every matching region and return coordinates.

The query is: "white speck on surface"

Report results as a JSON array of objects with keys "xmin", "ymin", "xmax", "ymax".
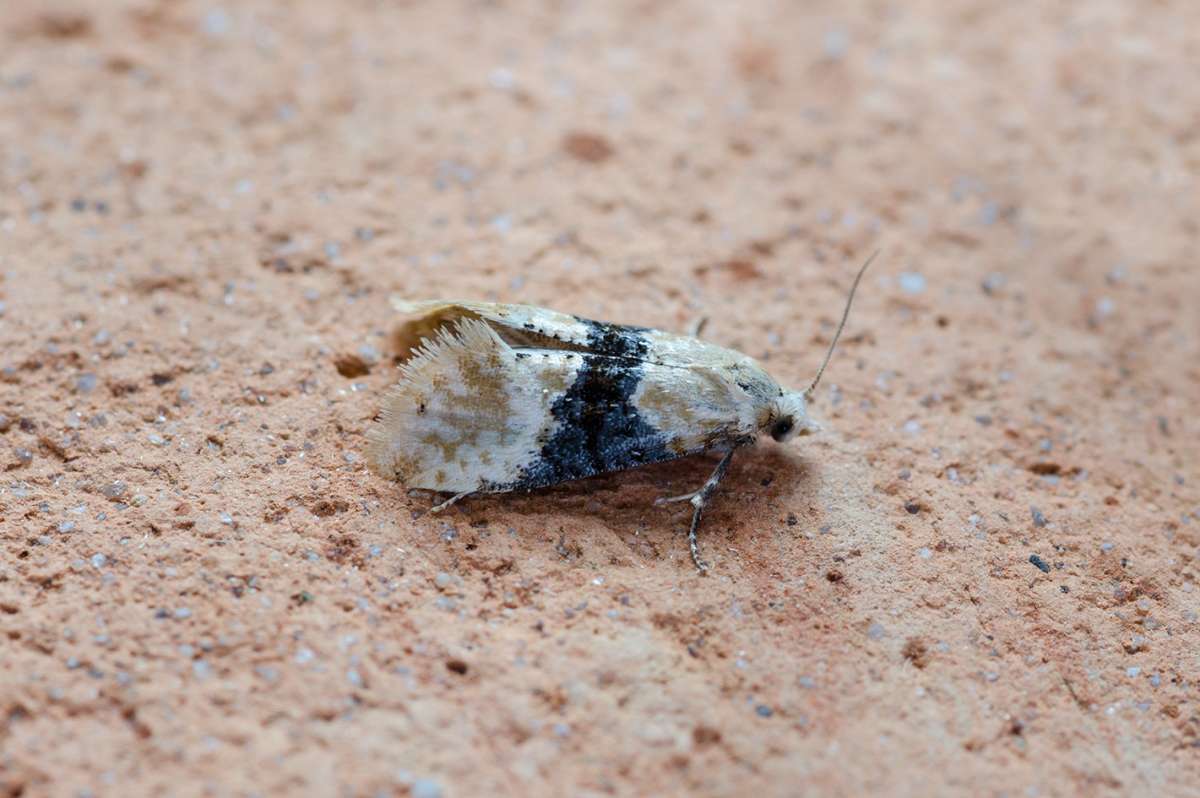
[
  {"xmin": 203, "ymin": 8, "xmax": 231, "ymax": 37},
  {"xmin": 488, "ymin": 68, "xmax": 515, "ymax": 90},
  {"xmin": 903, "ymin": 420, "xmax": 922, "ymax": 435},
  {"xmin": 823, "ymin": 28, "xmax": 849, "ymax": 59},
  {"xmin": 867, "ymin": 623, "xmax": 886, "ymax": 640},
  {"xmin": 255, "ymin": 665, "xmax": 280, "ymax": 683},
  {"xmin": 173, "ymin": 607, "xmax": 192, "ymax": 620},
  {"xmin": 411, "ymin": 779, "xmax": 444, "ymax": 798},
  {"xmin": 917, "ymin": 547, "xmax": 932, "ymax": 560},
  {"xmin": 90, "ymin": 553, "xmax": 107, "ymax": 569},
  {"xmin": 295, "ymin": 648, "xmax": 315, "ymax": 665},
  {"xmin": 981, "ymin": 272, "xmax": 1006, "ymax": 294},
  {"xmin": 898, "ymin": 272, "xmax": 926, "ymax": 294},
  {"xmin": 1126, "ymin": 666, "xmax": 1141, "ymax": 677}
]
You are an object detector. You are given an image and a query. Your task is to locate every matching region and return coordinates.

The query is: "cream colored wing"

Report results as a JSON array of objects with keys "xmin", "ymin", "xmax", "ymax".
[
  {"xmin": 367, "ymin": 317, "xmax": 761, "ymax": 494},
  {"xmin": 390, "ymin": 299, "xmax": 594, "ymax": 361}
]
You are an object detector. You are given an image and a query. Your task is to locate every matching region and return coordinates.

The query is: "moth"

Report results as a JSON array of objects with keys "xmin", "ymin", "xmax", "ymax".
[{"xmin": 366, "ymin": 254, "xmax": 875, "ymax": 572}]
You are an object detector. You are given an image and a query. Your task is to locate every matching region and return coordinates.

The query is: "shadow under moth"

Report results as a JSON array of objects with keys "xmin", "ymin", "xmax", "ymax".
[{"xmin": 366, "ymin": 254, "xmax": 875, "ymax": 572}]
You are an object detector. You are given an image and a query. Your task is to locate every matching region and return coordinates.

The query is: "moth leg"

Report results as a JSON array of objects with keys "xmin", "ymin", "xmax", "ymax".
[
  {"xmin": 655, "ymin": 449, "xmax": 730, "ymax": 506},
  {"xmin": 429, "ymin": 491, "xmax": 472, "ymax": 514},
  {"xmin": 679, "ymin": 449, "xmax": 735, "ymax": 573}
]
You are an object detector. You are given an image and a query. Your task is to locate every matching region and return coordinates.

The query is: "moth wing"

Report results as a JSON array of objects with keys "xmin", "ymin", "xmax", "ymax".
[
  {"xmin": 470, "ymin": 354, "xmax": 759, "ymax": 492},
  {"xmin": 630, "ymin": 360, "xmax": 761, "ymax": 457},
  {"xmin": 390, "ymin": 299, "xmax": 596, "ymax": 359},
  {"xmin": 366, "ymin": 318, "xmax": 583, "ymax": 492},
  {"xmin": 392, "ymin": 299, "xmax": 758, "ymax": 374},
  {"xmin": 368, "ymin": 325, "xmax": 758, "ymax": 494}
]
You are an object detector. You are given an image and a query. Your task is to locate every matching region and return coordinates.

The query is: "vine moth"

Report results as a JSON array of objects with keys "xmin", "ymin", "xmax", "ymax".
[{"xmin": 367, "ymin": 253, "xmax": 876, "ymax": 572}]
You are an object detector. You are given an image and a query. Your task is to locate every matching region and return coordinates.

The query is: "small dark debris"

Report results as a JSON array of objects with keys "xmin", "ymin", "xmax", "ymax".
[
  {"xmin": 974, "ymin": 415, "xmax": 992, "ymax": 426},
  {"xmin": 1060, "ymin": 585, "xmax": 1070, "ymax": 594},
  {"xmin": 1124, "ymin": 636, "xmax": 1148, "ymax": 654},
  {"xmin": 902, "ymin": 637, "xmax": 930, "ymax": 669},
  {"xmin": 754, "ymin": 705, "xmax": 774, "ymax": 718},
  {"xmin": 445, "ymin": 659, "xmax": 469, "ymax": 675},
  {"xmin": 1029, "ymin": 554, "xmax": 1051, "ymax": 573},
  {"xmin": 1029, "ymin": 462, "xmax": 1061, "ymax": 476},
  {"xmin": 904, "ymin": 501, "xmax": 921, "ymax": 515},
  {"xmin": 150, "ymin": 372, "xmax": 173, "ymax": 386},
  {"xmin": 334, "ymin": 354, "xmax": 370, "ymax": 378},
  {"xmin": 786, "ymin": 513, "xmax": 798, "ymax": 526},
  {"xmin": 1031, "ymin": 506, "xmax": 1047, "ymax": 528},
  {"xmin": 825, "ymin": 569, "xmax": 844, "ymax": 583},
  {"xmin": 34, "ymin": 12, "xmax": 93, "ymax": 39},
  {"xmin": 311, "ymin": 499, "xmax": 349, "ymax": 517},
  {"xmin": 563, "ymin": 131, "xmax": 615, "ymax": 163}
]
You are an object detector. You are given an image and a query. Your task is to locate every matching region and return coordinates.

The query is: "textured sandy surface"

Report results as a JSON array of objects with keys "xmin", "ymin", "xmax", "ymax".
[{"xmin": 2, "ymin": 1, "xmax": 1199, "ymax": 796}]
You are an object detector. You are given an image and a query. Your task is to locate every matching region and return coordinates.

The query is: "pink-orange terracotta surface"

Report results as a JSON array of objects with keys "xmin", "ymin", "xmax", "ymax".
[{"xmin": 1, "ymin": 2, "xmax": 1197, "ymax": 795}]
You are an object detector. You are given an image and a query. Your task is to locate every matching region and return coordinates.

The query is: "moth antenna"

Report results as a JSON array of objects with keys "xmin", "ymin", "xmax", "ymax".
[{"xmin": 804, "ymin": 250, "xmax": 879, "ymax": 401}]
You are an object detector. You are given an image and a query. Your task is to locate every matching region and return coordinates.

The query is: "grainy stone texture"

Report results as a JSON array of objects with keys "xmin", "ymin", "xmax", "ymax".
[{"xmin": 1, "ymin": 2, "xmax": 1198, "ymax": 796}]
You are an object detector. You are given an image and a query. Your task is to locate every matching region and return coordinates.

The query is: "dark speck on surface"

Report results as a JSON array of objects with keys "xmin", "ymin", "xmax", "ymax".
[
  {"xmin": 1029, "ymin": 554, "xmax": 1051, "ymax": 573},
  {"xmin": 1031, "ymin": 506, "xmax": 1047, "ymax": 527},
  {"xmin": 755, "ymin": 704, "xmax": 774, "ymax": 718}
]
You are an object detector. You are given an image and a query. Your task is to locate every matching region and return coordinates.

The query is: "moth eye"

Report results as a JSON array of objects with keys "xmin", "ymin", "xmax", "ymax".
[{"xmin": 770, "ymin": 417, "xmax": 794, "ymax": 441}]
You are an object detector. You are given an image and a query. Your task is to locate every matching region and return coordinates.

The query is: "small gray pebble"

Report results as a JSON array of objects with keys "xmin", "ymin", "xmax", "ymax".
[{"xmin": 101, "ymin": 481, "xmax": 128, "ymax": 500}]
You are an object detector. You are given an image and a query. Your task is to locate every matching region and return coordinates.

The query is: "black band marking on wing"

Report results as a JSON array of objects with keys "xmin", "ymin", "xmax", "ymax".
[{"xmin": 509, "ymin": 321, "xmax": 673, "ymax": 490}]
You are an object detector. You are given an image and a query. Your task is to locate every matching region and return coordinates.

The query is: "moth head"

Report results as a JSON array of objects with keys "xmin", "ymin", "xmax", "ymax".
[{"xmin": 768, "ymin": 390, "xmax": 819, "ymax": 443}]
